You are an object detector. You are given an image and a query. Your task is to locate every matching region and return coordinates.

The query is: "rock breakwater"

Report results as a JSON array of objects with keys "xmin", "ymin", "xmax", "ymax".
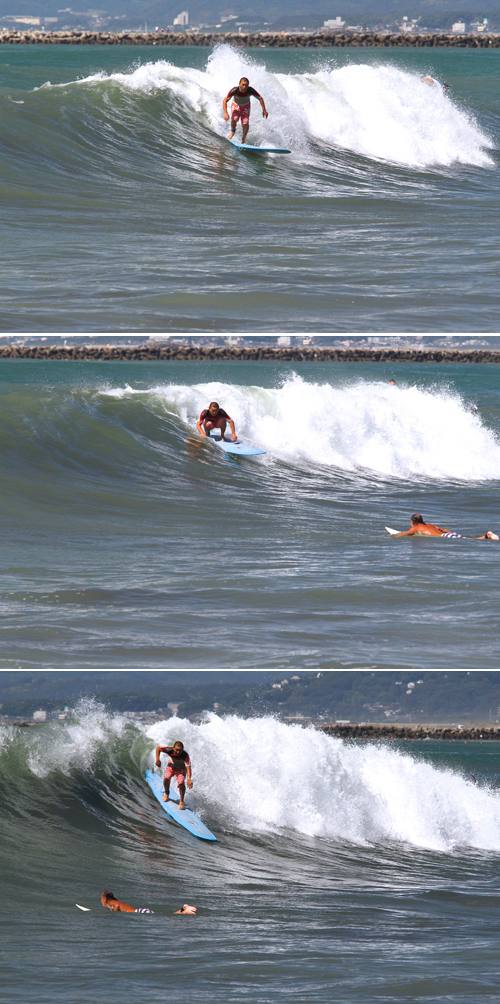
[
  {"xmin": 319, "ymin": 722, "xmax": 500, "ymax": 740},
  {"xmin": 1, "ymin": 346, "xmax": 499, "ymax": 363},
  {"xmin": 0, "ymin": 30, "xmax": 499, "ymax": 48}
]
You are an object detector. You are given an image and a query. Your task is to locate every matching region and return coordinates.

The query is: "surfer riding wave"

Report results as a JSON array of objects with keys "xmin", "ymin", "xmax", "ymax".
[
  {"xmin": 156, "ymin": 740, "xmax": 192, "ymax": 809},
  {"xmin": 223, "ymin": 77, "xmax": 268, "ymax": 144}
]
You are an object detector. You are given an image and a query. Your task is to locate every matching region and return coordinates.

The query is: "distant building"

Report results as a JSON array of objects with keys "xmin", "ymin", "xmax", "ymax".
[
  {"xmin": 173, "ymin": 11, "xmax": 189, "ymax": 26},
  {"xmin": 324, "ymin": 17, "xmax": 345, "ymax": 29},
  {"xmin": 33, "ymin": 710, "xmax": 47, "ymax": 721},
  {"xmin": 452, "ymin": 21, "xmax": 467, "ymax": 32}
]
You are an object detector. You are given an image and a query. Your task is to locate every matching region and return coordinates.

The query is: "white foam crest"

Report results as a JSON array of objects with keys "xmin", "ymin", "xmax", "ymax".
[
  {"xmin": 103, "ymin": 374, "xmax": 500, "ymax": 480},
  {"xmin": 147, "ymin": 714, "xmax": 500, "ymax": 852},
  {"xmin": 50, "ymin": 46, "xmax": 493, "ymax": 169},
  {"xmin": 26, "ymin": 698, "xmax": 128, "ymax": 778}
]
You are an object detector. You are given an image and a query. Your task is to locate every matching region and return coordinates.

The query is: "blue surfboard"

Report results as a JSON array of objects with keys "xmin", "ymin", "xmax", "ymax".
[
  {"xmin": 145, "ymin": 770, "xmax": 216, "ymax": 841},
  {"xmin": 208, "ymin": 432, "xmax": 266, "ymax": 456},
  {"xmin": 226, "ymin": 137, "xmax": 291, "ymax": 154}
]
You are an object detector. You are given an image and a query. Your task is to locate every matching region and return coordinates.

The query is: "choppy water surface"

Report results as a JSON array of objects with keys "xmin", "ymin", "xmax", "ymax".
[
  {"xmin": 0, "ymin": 44, "xmax": 499, "ymax": 330},
  {"xmin": 2, "ymin": 704, "xmax": 500, "ymax": 1003},
  {"xmin": 0, "ymin": 357, "xmax": 499, "ymax": 668}
]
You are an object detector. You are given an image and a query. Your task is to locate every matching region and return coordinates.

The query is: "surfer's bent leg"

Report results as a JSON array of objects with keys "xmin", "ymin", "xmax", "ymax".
[{"xmin": 178, "ymin": 780, "xmax": 186, "ymax": 810}]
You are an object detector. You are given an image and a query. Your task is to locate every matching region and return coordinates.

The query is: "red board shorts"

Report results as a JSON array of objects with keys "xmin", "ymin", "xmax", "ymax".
[
  {"xmin": 164, "ymin": 765, "xmax": 187, "ymax": 785},
  {"xmin": 203, "ymin": 416, "xmax": 226, "ymax": 431},
  {"xmin": 231, "ymin": 101, "xmax": 251, "ymax": 125}
]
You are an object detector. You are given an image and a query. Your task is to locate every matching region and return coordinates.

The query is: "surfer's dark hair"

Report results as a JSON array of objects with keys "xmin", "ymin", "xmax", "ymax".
[
  {"xmin": 240, "ymin": 77, "xmax": 249, "ymax": 83},
  {"xmin": 102, "ymin": 891, "xmax": 114, "ymax": 900},
  {"xmin": 411, "ymin": 514, "xmax": 425, "ymax": 524},
  {"xmin": 173, "ymin": 740, "xmax": 184, "ymax": 748},
  {"xmin": 209, "ymin": 401, "xmax": 219, "ymax": 409}
]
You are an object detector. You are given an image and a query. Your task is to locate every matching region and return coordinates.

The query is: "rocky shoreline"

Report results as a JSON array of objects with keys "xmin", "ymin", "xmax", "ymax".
[
  {"xmin": 1, "ymin": 346, "xmax": 499, "ymax": 363},
  {"xmin": 319, "ymin": 723, "xmax": 500, "ymax": 740},
  {"xmin": 0, "ymin": 30, "xmax": 498, "ymax": 48}
]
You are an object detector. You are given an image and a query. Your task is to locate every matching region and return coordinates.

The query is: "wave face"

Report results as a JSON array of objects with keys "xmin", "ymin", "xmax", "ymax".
[
  {"xmin": 1, "ymin": 45, "xmax": 499, "ymax": 331},
  {"xmin": 2, "ymin": 703, "xmax": 500, "ymax": 854},
  {"xmin": 3, "ymin": 711, "xmax": 500, "ymax": 1003},
  {"xmin": 104, "ymin": 372, "xmax": 500, "ymax": 480},
  {"xmin": 43, "ymin": 46, "xmax": 493, "ymax": 170}
]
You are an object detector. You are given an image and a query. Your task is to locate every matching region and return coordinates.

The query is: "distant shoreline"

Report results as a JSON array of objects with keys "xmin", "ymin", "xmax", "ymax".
[
  {"xmin": 1, "ymin": 346, "xmax": 499, "ymax": 363},
  {"xmin": 0, "ymin": 30, "xmax": 499, "ymax": 48}
]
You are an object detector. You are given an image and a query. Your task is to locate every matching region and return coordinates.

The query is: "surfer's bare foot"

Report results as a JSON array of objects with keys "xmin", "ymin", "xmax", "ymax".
[
  {"xmin": 227, "ymin": 131, "xmax": 234, "ymax": 139},
  {"xmin": 179, "ymin": 801, "xmax": 185, "ymax": 810},
  {"xmin": 163, "ymin": 793, "xmax": 169, "ymax": 802}
]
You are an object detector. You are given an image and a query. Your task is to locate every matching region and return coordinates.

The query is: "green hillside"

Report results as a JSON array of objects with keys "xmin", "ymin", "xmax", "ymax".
[{"xmin": 1, "ymin": 670, "xmax": 498, "ymax": 723}]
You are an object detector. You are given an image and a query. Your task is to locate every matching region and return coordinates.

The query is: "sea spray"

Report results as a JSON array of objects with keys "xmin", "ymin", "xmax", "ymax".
[
  {"xmin": 104, "ymin": 373, "xmax": 500, "ymax": 480},
  {"xmin": 148, "ymin": 713, "xmax": 500, "ymax": 851},
  {"xmin": 45, "ymin": 45, "xmax": 493, "ymax": 169}
]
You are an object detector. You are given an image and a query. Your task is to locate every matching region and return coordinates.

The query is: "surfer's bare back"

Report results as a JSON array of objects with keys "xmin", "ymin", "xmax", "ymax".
[
  {"xmin": 393, "ymin": 514, "xmax": 498, "ymax": 540},
  {"xmin": 155, "ymin": 740, "xmax": 192, "ymax": 810},
  {"xmin": 223, "ymin": 77, "xmax": 268, "ymax": 144}
]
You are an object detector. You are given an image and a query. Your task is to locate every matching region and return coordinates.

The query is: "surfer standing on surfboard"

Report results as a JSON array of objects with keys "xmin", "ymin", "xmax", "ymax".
[
  {"xmin": 197, "ymin": 402, "xmax": 238, "ymax": 443},
  {"xmin": 392, "ymin": 514, "xmax": 498, "ymax": 540},
  {"xmin": 223, "ymin": 77, "xmax": 268, "ymax": 144},
  {"xmin": 155, "ymin": 740, "xmax": 193, "ymax": 809}
]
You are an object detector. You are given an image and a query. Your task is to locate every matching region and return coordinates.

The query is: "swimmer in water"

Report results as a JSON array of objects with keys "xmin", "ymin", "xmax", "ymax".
[
  {"xmin": 174, "ymin": 904, "xmax": 197, "ymax": 914},
  {"xmin": 392, "ymin": 514, "xmax": 498, "ymax": 540},
  {"xmin": 101, "ymin": 891, "xmax": 153, "ymax": 913}
]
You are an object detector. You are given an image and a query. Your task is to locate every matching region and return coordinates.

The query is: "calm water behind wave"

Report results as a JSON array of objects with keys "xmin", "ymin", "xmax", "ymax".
[
  {"xmin": 0, "ymin": 44, "xmax": 499, "ymax": 330},
  {"xmin": 0, "ymin": 357, "xmax": 499, "ymax": 668}
]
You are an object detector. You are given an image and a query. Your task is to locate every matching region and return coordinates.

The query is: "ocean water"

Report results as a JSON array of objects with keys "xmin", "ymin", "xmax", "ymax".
[
  {"xmin": 0, "ymin": 356, "xmax": 499, "ymax": 668},
  {"xmin": 0, "ymin": 43, "xmax": 499, "ymax": 331},
  {"xmin": 2, "ymin": 703, "xmax": 500, "ymax": 1004}
]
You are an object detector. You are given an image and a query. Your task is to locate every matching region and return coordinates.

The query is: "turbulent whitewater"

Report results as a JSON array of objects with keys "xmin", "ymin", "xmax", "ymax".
[
  {"xmin": 50, "ymin": 45, "xmax": 493, "ymax": 169},
  {"xmin": 105, "ymin": 372, "xmax": 500, "ymax": 480}
]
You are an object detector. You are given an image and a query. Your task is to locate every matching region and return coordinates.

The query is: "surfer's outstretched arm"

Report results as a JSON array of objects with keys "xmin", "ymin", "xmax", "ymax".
[{"xmin": 259, "ymin": 97, "xmax": 268, "ymax": 119}]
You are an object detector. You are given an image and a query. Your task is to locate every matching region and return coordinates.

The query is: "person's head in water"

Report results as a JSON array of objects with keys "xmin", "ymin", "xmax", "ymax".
[
  {"xmin": 411, "ymin": 514, "xmax": 425, "ymax": 525},
  {"xmin": 102, "ymin": 891, "xmax": 114, "ymax": 902},
  {"xmin": 175, "ymin": 903, "xmax": 197, "ymax": 914}
]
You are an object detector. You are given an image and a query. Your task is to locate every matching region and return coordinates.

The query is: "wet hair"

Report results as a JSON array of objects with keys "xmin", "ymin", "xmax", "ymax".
[
  {"xmin": 239, "ymin": 77, "xmax": 249, "ymax": 85},
  {"xmin": 209, "ymin": 401, "xmax": 219, "ymax": 409},
  {"xmin": 102, "ymin": 891, "xmax": 114, "ymax": 900},
  {"xmin": 173, "ymin": 740, "xmax": 184, "ymax": 748},
  {"xmin": 411, "ymin": 514, "xmax": 425, "ymax": 525}
]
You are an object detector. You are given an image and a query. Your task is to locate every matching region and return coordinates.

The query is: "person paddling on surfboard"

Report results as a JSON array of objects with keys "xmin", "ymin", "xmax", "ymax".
[
  {"xmin": 155, "ymin": 740, "xmax": 193, "ymax": 810},
  {"xmin": 392, "ymin": 514, "xmax": 498, "ymax": 540},
  {"xmin": 101, "ymin": 891, "xmax": 153, "ymax": 913},
  {"xmin": 197, "ymin": 402, "xmax": 238, "ymax": 443},
  {"xmin": 223, "ymin": 77, "xmax": 268, "ymax": 144}
]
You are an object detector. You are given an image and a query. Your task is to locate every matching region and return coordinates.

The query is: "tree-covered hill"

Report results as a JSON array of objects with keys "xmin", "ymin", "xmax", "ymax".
[{"xmin": 0, "ymin": 670, "xmax": 498, "ymax": 723}]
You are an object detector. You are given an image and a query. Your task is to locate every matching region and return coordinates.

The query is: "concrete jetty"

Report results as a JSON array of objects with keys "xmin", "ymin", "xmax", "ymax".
[
  {"xmin": 1, "ymin": 346, "xmax": 499, "ymax": 364},
  {"xmin": 0, "ymin": 30, "xmax": 499, "ymax": 48},
  {"xmin": 319, "ymin": 722, "xmax": 500, "ymax": 740}
]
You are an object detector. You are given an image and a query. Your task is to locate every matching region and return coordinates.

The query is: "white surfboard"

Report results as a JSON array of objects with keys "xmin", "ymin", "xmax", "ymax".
[
  {"xmin": 385, "ymin": 527, "xmax": 401, "ymax": 535},
  {"xmin": 76, "ymin": 904, "xmax": 91, "ymax": 911},
  {"xmin": 226, "ymin": 137, "xmax": 291, "ymax": 154}
]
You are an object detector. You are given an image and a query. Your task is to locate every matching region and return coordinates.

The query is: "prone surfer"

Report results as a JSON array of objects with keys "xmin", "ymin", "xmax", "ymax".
[
  {"xmin": 101, "ymin": 891, "xmax": 153, "ymax": 913},
  {"xmin": 392, "ymin": 514, "xmax": 498, "ymax": 540},
  {"xmin": 197, "ymin": 401, "xmax": 237, "ymax": 443},
  {"xmin": 155, "ymin": 740, "xmax": 192, "ymax": 809},
  {"xmin": 174, "ymin": 904, "xmax": 197, "ymax": 914},
  {"xmin": 223, "ymin": 77, "xmax": 268, "ymax": 144}
]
